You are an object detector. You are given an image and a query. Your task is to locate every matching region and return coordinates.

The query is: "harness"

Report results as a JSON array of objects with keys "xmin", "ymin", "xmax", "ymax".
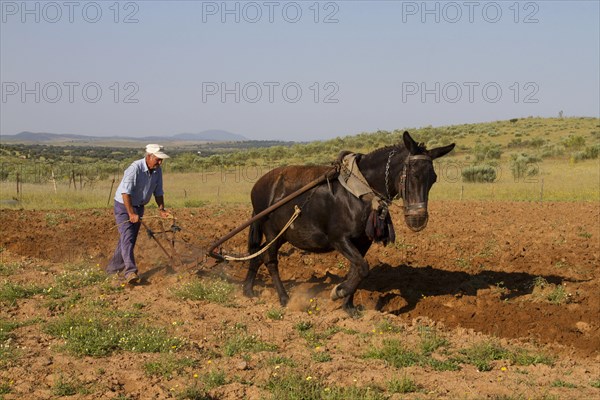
[
  {"xmin": 337, "ymin": 152, "xmax": 396, "ymax": 244},
  {"xmin": 337, "ymin": 150, "xmax": 433, "ymax": 243}
]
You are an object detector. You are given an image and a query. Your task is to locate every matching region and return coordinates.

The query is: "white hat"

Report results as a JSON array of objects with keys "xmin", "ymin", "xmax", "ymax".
[{"xmin": 145, "ymin": 144, "xmax": 170, "ymax": 159}]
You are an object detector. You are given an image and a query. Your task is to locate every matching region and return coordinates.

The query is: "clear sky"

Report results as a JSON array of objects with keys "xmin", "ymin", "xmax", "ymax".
[{"xmin": 1, "ymin": 0, "xmax": 599, "ymax": 141}]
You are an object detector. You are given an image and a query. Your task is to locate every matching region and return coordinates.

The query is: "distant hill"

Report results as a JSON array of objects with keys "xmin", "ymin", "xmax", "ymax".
[
  {"xmin": 171, "ymin": 130, "xmax": 246, "ymax": 141},
  {"xmin": 0, "ymin": 130, "xmax": 247, "ymax": 144}
]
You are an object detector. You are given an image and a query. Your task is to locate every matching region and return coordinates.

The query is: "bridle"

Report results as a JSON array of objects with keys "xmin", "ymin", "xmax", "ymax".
[{"xmin": 396, "ymin": 153, "xmax": 433, "ymax": 216}]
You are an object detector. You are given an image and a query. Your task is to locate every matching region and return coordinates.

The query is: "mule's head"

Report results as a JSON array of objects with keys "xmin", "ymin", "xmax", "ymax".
[{"xmin": 398, "ymin": 131, "xmax": 455, "ymax": 232}]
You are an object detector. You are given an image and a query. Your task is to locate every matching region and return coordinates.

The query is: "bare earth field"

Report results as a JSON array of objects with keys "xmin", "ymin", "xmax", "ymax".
[{"xmin": 1, "ymin": 201, "xmax": 599, "ymax": 399}]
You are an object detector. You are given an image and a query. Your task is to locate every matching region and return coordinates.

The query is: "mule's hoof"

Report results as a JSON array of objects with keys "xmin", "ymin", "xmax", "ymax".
[
  {"xmin": 343, "ymin": 304, "xmax": 363, "ymax": 318},
  {"xmin": 279, "ymin": 295, "xmax": 290, "ymax": 307},
  {"xmin": 330, "ymin": 285, "xmax": 343, "ymax": 301},
  {"xmin": 242, "ymin": 286, "xmax": 255, "ymax": 298}
]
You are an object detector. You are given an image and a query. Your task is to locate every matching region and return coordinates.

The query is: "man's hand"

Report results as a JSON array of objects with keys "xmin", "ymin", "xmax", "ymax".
[
  {"xmin": 159, "ymin": 208, "xmax": 171, "ymax": 219},
  {"xmin": 128, "ymin": 213, "xmax": 140, "ymax": 224}
]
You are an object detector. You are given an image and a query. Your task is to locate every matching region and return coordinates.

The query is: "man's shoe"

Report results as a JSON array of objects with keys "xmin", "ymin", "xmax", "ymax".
[{"xmin": 125, "ymin": 272, "xmax": 140, "ymax": 285}]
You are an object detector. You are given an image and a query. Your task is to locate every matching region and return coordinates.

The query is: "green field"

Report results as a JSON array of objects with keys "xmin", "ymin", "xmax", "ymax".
[{"xmin": 1, "ymin": 117, "xmax": 598, "ymax": 209}]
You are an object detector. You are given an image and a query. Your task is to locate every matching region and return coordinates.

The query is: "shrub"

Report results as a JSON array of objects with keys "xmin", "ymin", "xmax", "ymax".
[
  {"xmin": 562, "ymin": 135, "xmax": 586, "ymax": 149},
  {"xmin": 510, "ymin": 153, "xmax": 540, "ymax": 180},
  {"xmin": 473, "ymin": 143, "xmax": 502, "ymax": 162},
  {"xmin": 462, "ymin": 165, "xmax": 497, "ymax": 183},
  {"xmin": 571, "ymin": 144, "xmax": 600, "ymax": 162}
]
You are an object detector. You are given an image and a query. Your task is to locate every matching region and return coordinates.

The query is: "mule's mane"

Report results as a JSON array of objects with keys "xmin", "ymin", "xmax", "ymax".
[{"xmin": 367, "ymin": 141, "xmax": 427, "ymax": 158}]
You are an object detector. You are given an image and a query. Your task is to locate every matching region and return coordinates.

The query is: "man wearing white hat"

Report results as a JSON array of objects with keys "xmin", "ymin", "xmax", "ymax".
[{"xmin": 107, "ymin": 144, "xmax": 171, "ymax": 284}]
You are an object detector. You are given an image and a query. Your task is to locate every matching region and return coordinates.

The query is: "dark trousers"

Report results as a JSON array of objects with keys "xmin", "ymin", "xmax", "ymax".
[{"xmin": 107, "ymin": 201, "xmax": 144, "ymax": 276}]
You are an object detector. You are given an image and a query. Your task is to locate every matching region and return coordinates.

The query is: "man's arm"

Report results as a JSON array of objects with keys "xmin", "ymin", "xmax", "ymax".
[
  {"xmin": 155, "ymin": 195, "xmax": 170, "ymax": 218},
  {"xmin": 122, "ymin": 193, "xmax": 139, "ymax": 223}
]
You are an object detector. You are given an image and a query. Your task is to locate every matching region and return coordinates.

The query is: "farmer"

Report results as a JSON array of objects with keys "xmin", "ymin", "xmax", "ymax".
[{"xmin": 106, "ymin": 144, "xmax": 171, "ymax": 284}]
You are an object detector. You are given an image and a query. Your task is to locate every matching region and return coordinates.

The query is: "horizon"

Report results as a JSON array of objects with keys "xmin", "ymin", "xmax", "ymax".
[
  {"xmin": 3, "ymin": 115, "xmax": 598, "ymax": 145},
  {"xmin": 2, "ymin": 114, "xmax": 599, "ymax": 143},
  {"xmin": 1, "ymin": 1, "xmax": 599, "ymax": 141}
]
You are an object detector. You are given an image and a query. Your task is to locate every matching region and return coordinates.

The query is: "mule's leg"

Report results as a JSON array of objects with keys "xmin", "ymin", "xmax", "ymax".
[
  {"xmin": 330, "ymin": 238, "xmax": 370, "ymax": 313},
  {"xmin": 342, "ymin": 294, "xmax": 365, "ymax": 317},
  {"xmin": 242, "ymin": 255, "xmax": 263, "ymax": 298},
  {"xmin": 264, "ymin": 241, "xmax": 289, "ymax": 306}
]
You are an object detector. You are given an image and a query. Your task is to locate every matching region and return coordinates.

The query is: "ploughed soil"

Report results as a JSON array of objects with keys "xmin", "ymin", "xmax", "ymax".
[{"xmin": 1, "ymin": 201, "xmax": 599, "ymax": 399}]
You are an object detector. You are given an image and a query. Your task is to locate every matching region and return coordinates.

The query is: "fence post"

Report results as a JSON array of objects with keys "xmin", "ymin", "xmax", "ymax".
[
  {"xmin": 107, "ymin": 177, "xmax": 116, "ymax": 206},
  {"xmin": 51, "ymin": 169, "xmax": 57, "ymax": 194},
  {"xmin": 539, "ymin": 178, "xmax": 544, "ymax": 203},
  {"xmin": 460, "ymin": 185, "xmax": 464, "ymax": 201}
]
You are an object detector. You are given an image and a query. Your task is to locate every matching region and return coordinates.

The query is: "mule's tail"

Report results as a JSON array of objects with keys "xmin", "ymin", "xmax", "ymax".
[{"xmin": 248, "ymin": 215, "xmax": 264, "ymax": 253}]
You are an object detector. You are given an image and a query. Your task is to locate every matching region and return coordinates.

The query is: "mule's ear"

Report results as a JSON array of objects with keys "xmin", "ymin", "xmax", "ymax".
[
  {"xmin": 403, "ymin": 131, "xmax": 420, "ymax": 155},
  {"xmin": 429, "ymin": 143, "xmax": 455, "ymax": 159}
]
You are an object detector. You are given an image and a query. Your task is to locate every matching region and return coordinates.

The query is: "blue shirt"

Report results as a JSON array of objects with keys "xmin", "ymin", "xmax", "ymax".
[{"xmin": 114, "ymin": 158, "xmax": 164, "ymax": 206}]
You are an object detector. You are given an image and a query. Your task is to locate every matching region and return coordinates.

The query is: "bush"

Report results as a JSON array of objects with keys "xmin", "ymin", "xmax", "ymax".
[
  {"xmin": 571, "ymin": 144, "xmax": 600, "ymax": 162},
  {"xmin": 462, "ymin": 165, "xmax": 497, "ymax": 183},
  {"xmin": 562, "ymin": 135, "xmax": 586, "ymax": 149},
  {"xmin": 510, "ymin": 153, "xmax": 540, "ymax": 179},
  {"xmin": 472, "ymin": 143, "xmax": 502, "ymax": 162}
]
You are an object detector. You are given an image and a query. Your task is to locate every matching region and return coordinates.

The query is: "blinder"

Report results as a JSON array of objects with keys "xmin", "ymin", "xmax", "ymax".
[{"xmin": 398, "ymin": 154, "xmax": 433, "ymax": 217}]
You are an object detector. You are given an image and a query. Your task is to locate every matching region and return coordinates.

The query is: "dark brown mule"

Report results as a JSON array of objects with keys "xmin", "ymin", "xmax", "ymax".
[{"xmin": 243, "ymin": 132, "xmax": 455, "ymax": 314}]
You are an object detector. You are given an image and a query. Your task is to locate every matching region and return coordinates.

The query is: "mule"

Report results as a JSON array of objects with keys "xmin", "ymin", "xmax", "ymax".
[{"xmin": 242, "ymin": 131, "xmax": 455, "ymax": 314}]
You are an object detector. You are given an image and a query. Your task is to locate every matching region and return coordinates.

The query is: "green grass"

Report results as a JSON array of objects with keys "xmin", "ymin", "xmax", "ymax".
[
  {"xmin": 297, "ymin": 325, "xmax": 343, "ymax": 348},
  {"xmin": 374, "ymin": 318, "xmax": 404, "ymax": 334},
  {"xmin": 0, "ymin": 320, "xmax": 20, "ymax": 343},
  {"xmin": 202, "ymin": 369, "xmax": 227, "ymax": 390},
  {"xmin": 550, "ymin": 379, "xmax": 577, "ymax": 388},
  {"xmin": 365, "ymin": 336, "xmax": 460, "ymax": 372},
  {"xmin": 0, "ymin": 380, "xmax": 11, "ymax": 395},
  {"xmin": 54, "ymin": 264, "xmax": 107, "ymax": 289},
  {"xmin": 418, "ymin": 325, "xmax": 448, "ymax": 355},
  {"xmin": 459, "ymin": 341, "xmax": 508, "ymax": 371},
  {"xmin": 0, "ymin": 319, "xmax": 22, "ymax": 367},
  {"xmin": 508, "ymin": 348, "xmax": 555, "ymax": 367},
  {"xmin": 532, "ymin": 277, "xmax": 571, "ymax": 305},
  {"xmin": 458, "ymin": 340, "xmax": 554, "ymax": 371},
  {"xmin": 175, "ymin": 385, "xmax": 214, "ymax": 400},
  {"xmin": 0, "ymin": 281, "xmax": 45, "ymax": 305},
  {"xmin": 44, "ymin": 313, "xmax": 183, "ymax": 357},
  {"xmin": 546, "ymin": 285, "xmax": 569, "ymax": 305},
  {"xmin": 266, "ymin": 308, "xmax": 284, "ymax": 320},
  {"xmin": 264, "ymin": 355, "xmax": 297, "ymax": 367},
  {"xmin": 312, "ymin": 351, "xmax": 333, "ymax": 363},
  {"xmin": 52, "ymin": 373, "xmax": 90, "ymax": 396},
  {"xmin": 294, "ymin": 321, "xmax": 313, "ymax": 332},
  {"xmin": 143, "ymin": 354, "xmax": 198, "ymax": 378},
  {"xmin": 387, "ymin": 375, "xmax": 419, "ymax": 394},
  {"xmin": 0, "ymin": 344, "xmax": 19, "ymax": 369},
  {"xmin": 265, "ymin": 373, "xmax": 385, "ymax": 400},
  {"xmin": 45, "ymin": 212, "xmax": 74, "ymax": 227},
  {"xmin": 172, "ymin": 278, "xmax": 235, "ymax": 305},
  {"xmin": 223, "ymin": 332, "xmax": 277, "ymax": 356},
  {"xmin": 364, "ymin": 339, "xmax": 421, "ymax": 368},
  {"xmin": 0, "ymin": 263, "xmax": 20, "ymax": 277}
]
